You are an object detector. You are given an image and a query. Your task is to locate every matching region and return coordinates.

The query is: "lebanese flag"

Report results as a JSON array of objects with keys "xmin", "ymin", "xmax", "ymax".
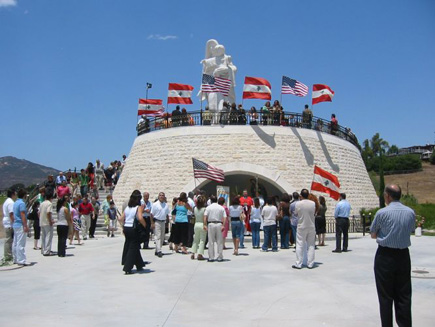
[
  {"xmin": 312, "ymin": 84, "xmax": 335, "ymax": 105},
  {"xmin": 311, "ymin": 165, "xmax": 341, "ymax": 200},
  {"xmin": 243, "ymin": 77, "xmax": 272, "ymax": 100},
  {"xmin": 168, "ymin": 83, "xmax": 194, "ymax": 104},
  {"xmin": 138, "ymin": 99, "xmax": 165, "ymax": 116}
]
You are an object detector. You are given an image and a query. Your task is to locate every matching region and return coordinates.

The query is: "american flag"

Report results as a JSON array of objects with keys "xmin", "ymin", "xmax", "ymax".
[
  {"xmin": 192, "ymin": 158, "xmax": 225, "ymax": 183},
  {"xmin": 281, "ymin": 76, "xmax": 309, "ymax": 97},
  {"xmin": 201, "ymin": 74, "xmax": 231, "ymax": 96}
]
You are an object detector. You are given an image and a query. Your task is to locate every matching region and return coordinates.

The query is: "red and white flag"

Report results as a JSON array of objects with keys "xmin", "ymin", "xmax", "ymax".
[
  {"xmin": 242, "ymin": 76, "xmax": 271, "ymax": 100},
  {"xmin": 312, "ymin": 84, "xmax": 334, "ymax": 105},
  {"xmin": 138, "ymin": 99, "xmax": 164, "ymax": 116},
  {"xmin": 168, "ymin": 83, "xmax": 194, "ymax": 104},
  {"xmin": 311, "ymin": 165, "xmax": 341, "ymax": 200}
]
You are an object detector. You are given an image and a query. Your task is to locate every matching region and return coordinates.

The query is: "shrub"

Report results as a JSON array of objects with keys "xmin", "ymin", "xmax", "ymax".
[{"xmin": 430, "ymin": 152, "xmax": 435, "ymax": 165}]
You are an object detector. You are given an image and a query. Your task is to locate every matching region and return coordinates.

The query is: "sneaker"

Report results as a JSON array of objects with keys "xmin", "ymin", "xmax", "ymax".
[
  {"xmin": 18, "ymin": 262, "xmax": 31, "ymax": 266},
  {"xmin": 217, "ymin": 258, "xmax": 223, "ymax": 262},
  {"xmin": 292, "ymin": 265, "xmax": 302, "ymax": 269}
]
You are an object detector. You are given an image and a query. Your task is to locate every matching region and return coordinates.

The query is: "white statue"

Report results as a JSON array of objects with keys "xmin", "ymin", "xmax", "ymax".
[{"xmin": 198, "ymin": 39, "xmax": 237, "ymax": 112}]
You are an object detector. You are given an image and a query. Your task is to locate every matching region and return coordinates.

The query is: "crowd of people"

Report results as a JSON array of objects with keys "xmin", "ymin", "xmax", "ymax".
[
  {"xmin": 1, "ymin": 179, "xmax": 418, "ymax": 327},
  {"xmin": 1, "ymin": 157, "xmax": 127, "ymax": 265},
  {"xmin": 137, "ymin": 102, "xmax": 355, "ymax": 143},
  {"xmin": 117, "ymin": 187, "xmax": 349, "ymax": 274}
]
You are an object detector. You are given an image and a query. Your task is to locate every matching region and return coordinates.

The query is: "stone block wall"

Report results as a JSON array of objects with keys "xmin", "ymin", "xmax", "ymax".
[{"xmin": 113, "ymin": 125, "xmax": 379, "ymax": 215}]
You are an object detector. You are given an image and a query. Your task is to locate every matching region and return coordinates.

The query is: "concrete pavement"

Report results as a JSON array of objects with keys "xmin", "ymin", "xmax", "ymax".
[{"xmin": 1, "ymin": 233, "xmax": 434, "ymax": 327}]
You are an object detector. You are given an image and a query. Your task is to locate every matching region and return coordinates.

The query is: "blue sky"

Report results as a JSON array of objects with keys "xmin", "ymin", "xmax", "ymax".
[{"xmin": 1, "ymin": 0, "xmax": 434, "ymax": 170}]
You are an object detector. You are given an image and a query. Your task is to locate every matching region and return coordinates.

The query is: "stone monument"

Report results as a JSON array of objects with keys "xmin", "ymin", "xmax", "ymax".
[{"xmin": 198, "ymin": 39, "xmax": 237, "ymax": 112}]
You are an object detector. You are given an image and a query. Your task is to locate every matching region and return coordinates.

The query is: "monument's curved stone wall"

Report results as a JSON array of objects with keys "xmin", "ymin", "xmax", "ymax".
[{"xmin": 113, "ymin": 125, "xmax": 378, "ymax": 215}]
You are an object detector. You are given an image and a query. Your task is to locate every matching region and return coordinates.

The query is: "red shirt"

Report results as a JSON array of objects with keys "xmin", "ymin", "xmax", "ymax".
[
  {"xmin": 239, "ymin": 196, "xmax": 253, "ymax": 214},
  {"xmin": 79, "ymin": 202, "xmax": 94, "ymax": 215},
  {"xmin": 57, "ymin": 185, "xmax": 70, "ymax": 198}
]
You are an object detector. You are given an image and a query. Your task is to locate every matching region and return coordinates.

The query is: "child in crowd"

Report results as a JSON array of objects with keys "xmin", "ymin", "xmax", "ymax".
[{"xmin": 107, "ymin": 201, "xmax": 118, "ymax": 237}]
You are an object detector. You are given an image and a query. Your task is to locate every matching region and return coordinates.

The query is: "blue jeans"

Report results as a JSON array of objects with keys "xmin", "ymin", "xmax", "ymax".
[
  {"xmin": 251, "ymin": 222, "xmax": 261, "ymax": 248},
  {"xmin": 280, "ymin": 216, "xmax": 290, "ymax": 248},
  {"xmin": 291, "ymin": 224, "xmax": 297, "ymax": 246},
  {"xmin": 262, "ymin": 225, "xmax": 277, "ymax": 251},
  {"xmin": 231, "ymin": 221, "xmax": 242, "ymax": 239},
  {"xmin": 239, "ymin": 222, "xmax": 245, "ymax": 247}
]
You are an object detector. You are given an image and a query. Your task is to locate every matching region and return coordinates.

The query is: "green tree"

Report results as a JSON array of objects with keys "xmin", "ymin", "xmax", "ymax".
[
  {"xmin": 387, "ymin": 144, "xmax": 399, "ymax": 155},
  {"xmin": 430, "ymin": 151, "xmax": 435, "ymax": 165}
]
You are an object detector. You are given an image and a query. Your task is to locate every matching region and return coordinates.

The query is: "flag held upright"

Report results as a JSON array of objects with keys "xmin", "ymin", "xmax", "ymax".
[
  {"xmin": 312, "ymin": 84, "xmax": 334, "ymax": 105},
  {"xmin": 168, "ymin": 83, "xmax": 194, "ymax": 104},
  {"xmin": 192, "ymin": 158, "xmax": 225, "ymax": 183},
  {"xmin": 311, "ymin": 165, "xmax": 341, "ymax": 200},
  {"xmin": 138, "ymin": 99, "xmax": 164, "ymax": 116},
  {"xmin": 243, "ymin": 76, "xmax": 272, "ymax": 100}
]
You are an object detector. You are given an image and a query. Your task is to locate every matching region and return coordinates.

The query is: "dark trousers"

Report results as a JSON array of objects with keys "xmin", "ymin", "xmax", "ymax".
[
  {"xmin": 89, "ymin": 215, "xmax": 97, "ymax": 237},
  {"xmin": 187, "ymin": 215, "xmax": 194, "ymax": 248},
  {"xmin": 57, "ymin": 225, "xmax": 69, "ymax": 257},
  {"xmin": 122, "ymin": 227, "xmax": 144, "ymax": 272},
  {"xmin": 279, "ymin": 216, "xmax": 291, "ymax": 248},
  {"xmin": 335, "ymin": 218, "xmax": 349, "ymax": 251},
  {"xmin": 143, "ymin": 216, "xmax": 151, "ymax": 248},
  {"xmin": 374, "ymin": 246, "xmax": 412, "ymax": 327},
  {"xmin": 33, "ymin": 218, "xmax": 41, "ymax": 240}
]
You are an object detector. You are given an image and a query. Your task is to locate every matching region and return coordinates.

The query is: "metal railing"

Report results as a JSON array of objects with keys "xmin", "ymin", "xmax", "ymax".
[
  {"xmin": 325, "ymin": 215, "xmax": 364, "ymax": 234},
  {"xmin": 137, "ymin": 110, "xmax": 359, "ymax": 148}
]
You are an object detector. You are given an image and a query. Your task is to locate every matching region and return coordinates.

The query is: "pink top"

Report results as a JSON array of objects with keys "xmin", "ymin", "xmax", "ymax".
[{"xmin": 57, "ymin": 185, "xmax": 70, "ymax": 198}]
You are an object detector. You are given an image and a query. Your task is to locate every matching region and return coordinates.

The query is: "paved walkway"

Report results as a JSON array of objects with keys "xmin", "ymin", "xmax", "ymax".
[{"xmin": 1, "ymin": 233, "xmax": 434, "ymax": 327}]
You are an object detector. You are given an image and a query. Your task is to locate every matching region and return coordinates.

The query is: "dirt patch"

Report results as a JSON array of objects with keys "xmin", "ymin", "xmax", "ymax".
[{"xmin": 385, "ymin": 163, "xmax": 435, "ymax": 204}]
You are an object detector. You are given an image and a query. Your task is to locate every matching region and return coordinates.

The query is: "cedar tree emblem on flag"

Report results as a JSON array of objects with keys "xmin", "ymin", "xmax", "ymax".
[
  {"xmin": 310, "ymin": 165, "xmax": 341, "ymax": 200},
  {"xmin": 137, "ymin": 99, "xmax": 165, "ymax": 116},
  {"xmin": 242, "ymin": 76, "xmax": 272, "ymax": 100},
  {"xmin": 168, "ymin": 83, "xmax": 194, "ymax": 105},
  {"xmin": 192, "ymin": 158, "xmax": 225, "ymax": 183},
  {"xmin": 312, "ymin": 84, "xmax": 335, "ymax": 105}
]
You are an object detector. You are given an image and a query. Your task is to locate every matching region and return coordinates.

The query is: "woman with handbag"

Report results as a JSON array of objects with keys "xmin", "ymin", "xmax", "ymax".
[
  {"xmin": 172, "ymin": 192, "xmax": 192, "ymax": 254},
  {"xmin": 119, "ymin": 190, "xmax": 146, "ymax": 274}
]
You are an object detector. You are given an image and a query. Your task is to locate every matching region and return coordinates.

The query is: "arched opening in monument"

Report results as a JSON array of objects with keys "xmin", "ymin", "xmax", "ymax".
[{"xmin": 196, "ymin": 173, "xmax": 284, "ymax": 200}]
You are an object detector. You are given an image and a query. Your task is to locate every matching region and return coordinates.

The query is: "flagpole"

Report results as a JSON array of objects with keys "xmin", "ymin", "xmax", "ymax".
[{"xmin": 280, "ymin": 76, "xmax": 283, "ymax": 110}]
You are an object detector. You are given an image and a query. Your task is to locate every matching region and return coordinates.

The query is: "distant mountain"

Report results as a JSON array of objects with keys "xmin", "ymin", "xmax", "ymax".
[{"xmin": 0, "ymin": 156, "xmax": 60, "ymax": 189}]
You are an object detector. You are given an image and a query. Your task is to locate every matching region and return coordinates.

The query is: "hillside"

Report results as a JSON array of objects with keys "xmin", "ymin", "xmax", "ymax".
[
  {"xmin": 0, "ymin": 156, "xmax": 60, "ymax": 189},
  {"xmin": 385, "ymin": 163, "xmax": 435, "ymax": 204}
]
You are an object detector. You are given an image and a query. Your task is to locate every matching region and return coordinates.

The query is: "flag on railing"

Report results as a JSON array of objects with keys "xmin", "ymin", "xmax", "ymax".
[
  {"xmin": 281, "ymin": 76, "xmax": 308, "ymax": 97},
  {"xmin": 312, "ymin": 84, "xmax": 335, "ymax": 105},
  {"xmin": 311, "ymin": 165, "xmax": 340, "ymax": 200},
  {"xmin": 168, "ymin": 83, "xmax": 194, "ymax": 104},
  {"xmin": 138, "ymin": 99, "xmax": 165, "ymax": 116},
  {"xmin": 192, "ymin": 158, "xmax": 225, "ymax": 183},
  {"xmin": 242, "ymin": 76, "xmax": 271, "ymax": 100},
  {"xmin": 201, "ymin": 74, "xmax": 231, "ymax": 96}
]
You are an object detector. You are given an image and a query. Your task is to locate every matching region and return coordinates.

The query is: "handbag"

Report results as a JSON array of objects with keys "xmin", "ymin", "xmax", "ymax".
[{"xmin": 240, "ymin": 212, "xmax": 246, "ymax": 221}]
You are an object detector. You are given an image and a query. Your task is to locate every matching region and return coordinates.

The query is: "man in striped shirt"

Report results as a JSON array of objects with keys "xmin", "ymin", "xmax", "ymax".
[{"xmin": 370, "ymin": 184, "xmax": 415, "ymax": 327}]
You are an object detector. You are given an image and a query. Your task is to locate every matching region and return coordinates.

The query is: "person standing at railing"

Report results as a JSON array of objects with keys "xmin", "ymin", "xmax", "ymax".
[
  {"xmin": 330, "ymin": 114, "xmax": 338, "ymax": 135},
  {"xmin": 302, "ymin": 104, "xmax": 313, "ymax": 129},
  {"xmin": 315, "ymin": 196, "xmax": 327, "ymax": 246},
  {"xmin": 249, "ymin": 106, "xmax": 258, "ymax": 125},
  {"xmin": 261, "ymin": 101, "xmax": 271, "ymax": 125},
  {"xmin": 333, "ymin": 193, "xmax": 351, "ymax": 253}
]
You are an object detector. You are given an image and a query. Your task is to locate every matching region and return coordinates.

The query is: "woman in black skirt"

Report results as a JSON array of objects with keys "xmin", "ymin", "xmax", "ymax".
[
  {"xmin": 119, "ymin": 190, "xmax": 146, "ymax": 274},
  {"xmin": 315, "ymin": 196, "xmax": 327, "ymax": 246}
]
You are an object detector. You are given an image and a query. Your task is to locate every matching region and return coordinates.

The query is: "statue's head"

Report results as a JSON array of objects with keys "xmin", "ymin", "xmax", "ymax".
[{"xmin": 213, "ymin": 44, "xmax": 225, "ymax": 57}]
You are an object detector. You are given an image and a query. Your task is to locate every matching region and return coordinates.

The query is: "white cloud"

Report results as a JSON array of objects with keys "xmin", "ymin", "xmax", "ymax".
[
  {"xmin": 147, "ymin": 34, "xmax": 178, "ymax": 41},
  {"xmin": 0, "ymin": 0, "xmax": 17, "ymax": 8}
]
